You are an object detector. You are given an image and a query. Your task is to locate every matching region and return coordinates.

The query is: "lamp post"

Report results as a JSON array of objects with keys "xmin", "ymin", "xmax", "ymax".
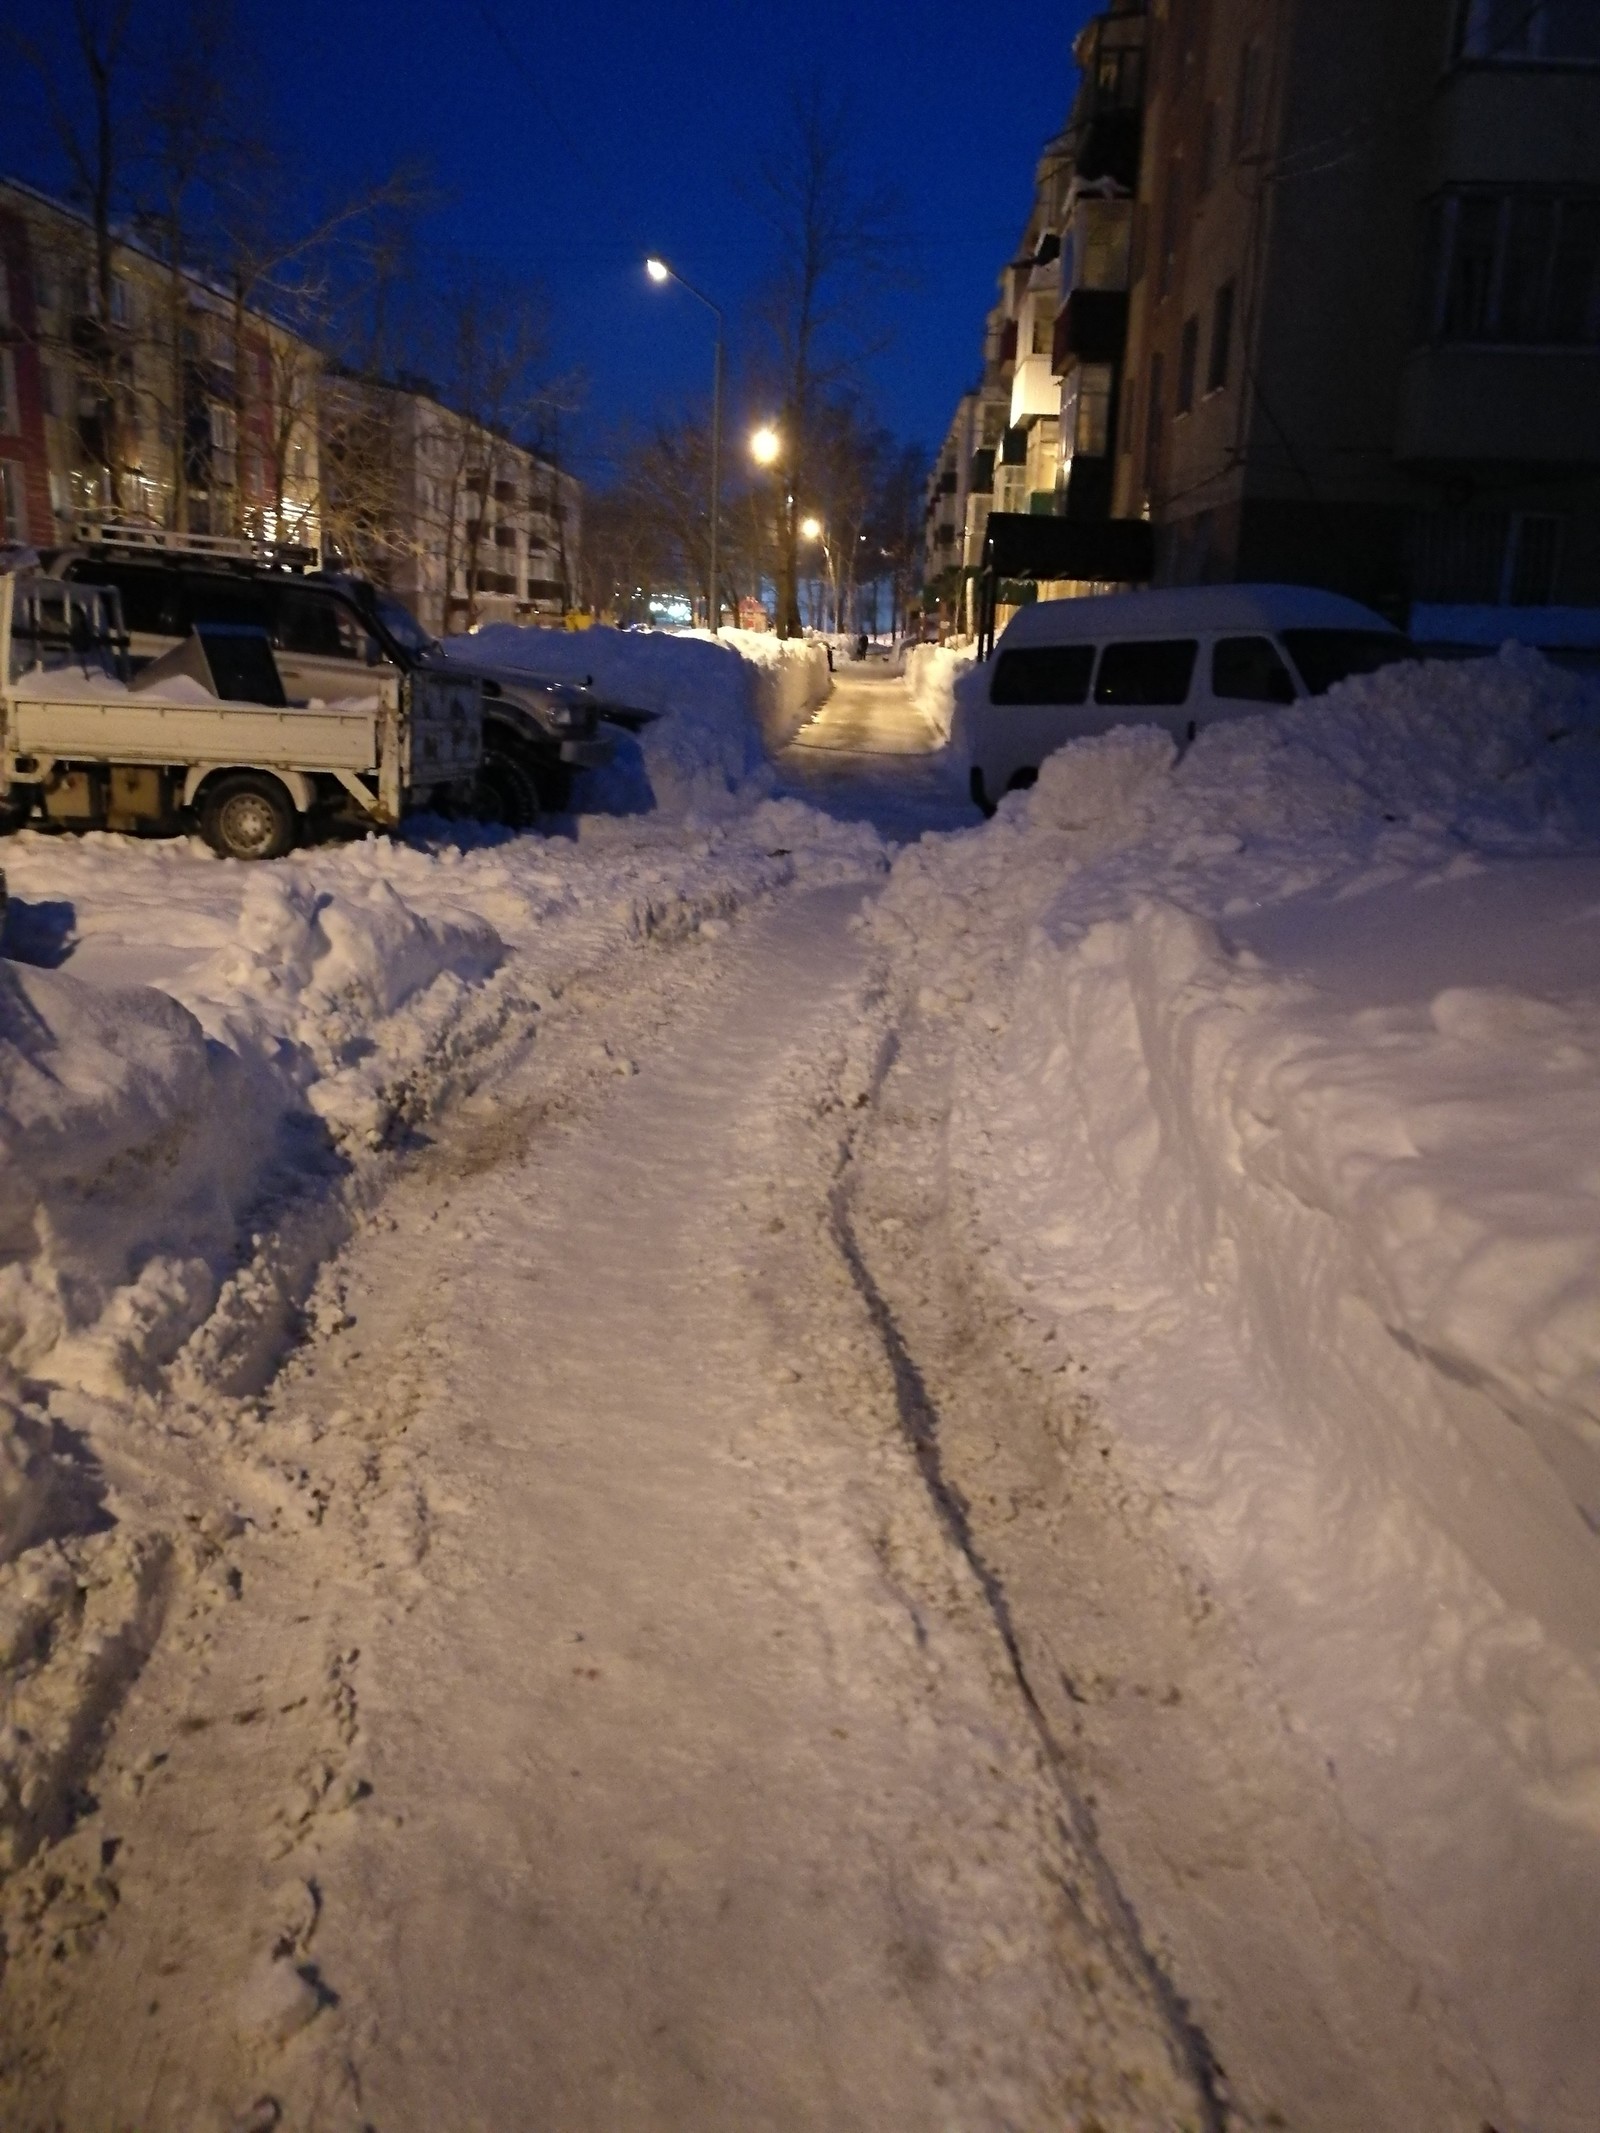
[
  {"xmin": 645, "ymin": 257, "xmax": 723, "ymax": 633},
  {"xmin": 799, "ymin": 514, "xmax": 836, "ymax": 632}
]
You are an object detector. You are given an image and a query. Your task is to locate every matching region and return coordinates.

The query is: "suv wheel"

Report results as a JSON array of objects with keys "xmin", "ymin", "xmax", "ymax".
[
  {"xmin": 200, "ymin": 772, "xmax": 298, "ymax": 860},
  {"xmin": 473, "ymin": 746, "xmax": 543, "ymax": 830}
]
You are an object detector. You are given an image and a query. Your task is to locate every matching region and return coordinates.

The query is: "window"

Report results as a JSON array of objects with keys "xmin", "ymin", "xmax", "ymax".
[
  {"xmin": 1212, "ymin": 636, "xmax": 1297, "ymax": 702},
  {"xmin": 0, "ymin": 350, "xmax": 17, "ymax": 436},
  {"xmin": 1069, "ymin": 363, "xmax": 1115, "ymax": 456},
  {"xmin": 1158, "ymin": 159, "xmax": 1183, "ymax": 297},
  {"xmin": 1143, "ymin": 351, "xmax": 1165, "ymax": 490},
  {"xmin": 275, "ymin": 587, "xmax": 362, "ymax": 659},
  {"xmin": 1456, "ymin": 0, "xmax": 1600, "ymax": 59},
  {"xmin": 1094, "ymin": 638, "xmax": 1198, "ymax": 705},
  {"xmin": 1234, "ymin": 39, "xmax": 1263, "ymax": 156},
  {"xmin": 1176, "ymin": 315, "xmax": 1200, "ymax": 413},
  {"xmin": 1207, "ymin": 280, "xmax": 1236, "ymax": 391},
  {"xmin": 1199, "ymin": 100, "xmax": 1220, "ymax": 195},
  {"xmin": 1432, "ymin": 191, "xmax": 1600, "ymax": 343},
  {"xmin": 0, "ymin": 461, "xmax": 26, "ymax": 542},
  {"xmin": 990, "ymin": 643, "xmax": 1095, "ymax": 705},
  {"xmin": 1280, "ymin": 629, "xmax": 1414, "ymax": 695}
]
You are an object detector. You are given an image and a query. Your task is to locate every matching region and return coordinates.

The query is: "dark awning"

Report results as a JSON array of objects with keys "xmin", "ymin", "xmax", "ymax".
[{"xmin": 980, "ymin": 510, "xmax": 1154, "ymax": 583}]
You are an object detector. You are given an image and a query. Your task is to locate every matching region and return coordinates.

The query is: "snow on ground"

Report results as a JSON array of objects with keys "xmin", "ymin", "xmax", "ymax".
[
  {"xmin": 867, "ymin": 647, "xmax": 1600, "ymax": 2129},
  {"xmin": 450, "ymin": 623, "xmax": 829, "ymax": 811},
  {"xmin": 901, "ymin": 639, "xmax": 974, "ymax": 744},
  {"xmin": 0, "ymin": 625, "xmax": 882, "ymax": 1876}
]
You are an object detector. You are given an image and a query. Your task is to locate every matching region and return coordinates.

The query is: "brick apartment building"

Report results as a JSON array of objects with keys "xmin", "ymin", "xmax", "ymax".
[
  {"xmin": 0, "ymin": 175, "xmax": 580, "ymax": 631},
  {"xmin": 926, "ymin": 0, "xmax": 1600, "ymax": 630}
]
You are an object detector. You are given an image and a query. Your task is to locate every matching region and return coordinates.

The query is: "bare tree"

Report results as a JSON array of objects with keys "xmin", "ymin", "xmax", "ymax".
[
  {"xmin": 12, "ymin": 0, "xmax": 137, "ymax": 509},
  {"xmin": 752, "ymin": 84, "xmax": 902, "ymax": 635}
]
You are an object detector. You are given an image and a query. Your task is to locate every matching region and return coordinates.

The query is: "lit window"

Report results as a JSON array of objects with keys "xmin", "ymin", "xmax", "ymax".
[{"xmin": 0, "ymin": 460, "xmax": 26, "ymax": 541}]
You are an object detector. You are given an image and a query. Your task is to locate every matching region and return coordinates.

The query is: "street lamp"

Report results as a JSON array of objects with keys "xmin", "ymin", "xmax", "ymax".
[
  {"xmin": 799, "ymin": 515, "xmax": 838, "ymax": 631},
  {"xmin": 750, "ymin": 425, "xmax": 781, "ymax": 467},
  {"xmin": 644, "ymin": 256, "xmax": 724, "ymax": 632}
]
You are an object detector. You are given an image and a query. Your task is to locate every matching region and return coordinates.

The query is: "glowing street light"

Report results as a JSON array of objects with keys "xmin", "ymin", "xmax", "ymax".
[
  {"xmin": 799, "ymin": 515, "xmax": 822, "ymax": 541},
  {"xmin": 750, "ymin": 425, "xmax": 781, "ymax": 466},
  {"xmin": 644, "ymin": 255, "xmax": 723, "ymax": 630}
]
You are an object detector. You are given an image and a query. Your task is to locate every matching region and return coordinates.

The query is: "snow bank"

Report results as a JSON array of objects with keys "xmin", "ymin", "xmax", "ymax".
[
  {"xmin": 448, "ymin": 625, "xmax": 828, "ymax": 814},
  {"xmin": 901, "ymin": 641, "xmax": 974, "ymax": 744},
  {"xmin": 0, "ymin": 785, "xmax": 885, "ymax": 1413},
  {"xmin": 872, "ymin": 650, "xmax": 1600, "ymax": 2126}
]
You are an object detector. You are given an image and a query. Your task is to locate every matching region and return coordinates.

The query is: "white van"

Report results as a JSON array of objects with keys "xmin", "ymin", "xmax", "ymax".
[{"xmin": 959, "ymin": 584, "xmax": 1414, "ymax": 812}]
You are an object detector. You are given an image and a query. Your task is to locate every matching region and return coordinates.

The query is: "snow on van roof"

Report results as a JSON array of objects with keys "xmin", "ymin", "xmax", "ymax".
[{"xmin": 996, "ymin": 583, "xmax": 1397, "ymax": 649}]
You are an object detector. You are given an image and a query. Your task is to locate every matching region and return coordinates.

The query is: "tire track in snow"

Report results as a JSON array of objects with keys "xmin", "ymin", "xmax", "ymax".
[{"xmin": 826, "ymin": 1045, "xmax": 1233, "ymax": 2133}]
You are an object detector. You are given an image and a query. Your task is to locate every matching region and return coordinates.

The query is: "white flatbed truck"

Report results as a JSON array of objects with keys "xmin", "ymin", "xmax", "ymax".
[{"xmin": 0, "ymin": 572, "xmax": 482, "ymax": 859}]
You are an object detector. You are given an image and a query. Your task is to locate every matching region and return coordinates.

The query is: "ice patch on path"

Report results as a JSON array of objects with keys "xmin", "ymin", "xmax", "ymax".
[{"xmin": 871, "ymin": 647, "xmax": 1600, "ymax": 2128}]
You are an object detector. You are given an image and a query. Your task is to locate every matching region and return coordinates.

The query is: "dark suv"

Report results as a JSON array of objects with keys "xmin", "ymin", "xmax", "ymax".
[{"xmin": 49, "ymin": 543, "xmax": 616, "ymax": 826}]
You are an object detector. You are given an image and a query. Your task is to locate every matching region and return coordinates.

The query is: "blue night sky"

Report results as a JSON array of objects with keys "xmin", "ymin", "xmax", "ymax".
[{"xmin": 20, "ymin": 0, "xmax": 1101, "ymax": 481}]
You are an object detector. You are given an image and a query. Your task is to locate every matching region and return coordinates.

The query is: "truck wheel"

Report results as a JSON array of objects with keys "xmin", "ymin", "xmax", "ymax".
[{"xmin": 200, "ymin": 772, "xmax": 298, "ymax": 861}]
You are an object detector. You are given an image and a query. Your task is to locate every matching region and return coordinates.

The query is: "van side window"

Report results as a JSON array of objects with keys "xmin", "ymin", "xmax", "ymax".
[
  {"xmin": 1212, "ymin": 635, "xmax": 1296, "ymax": 703},
  {"xmin": 1094, "ymin": 638, "xmax": 1197, "ymax": 706},
  {"xmin": 990, "ymin": 643, "xmax": 1095, "ymax": 705}
]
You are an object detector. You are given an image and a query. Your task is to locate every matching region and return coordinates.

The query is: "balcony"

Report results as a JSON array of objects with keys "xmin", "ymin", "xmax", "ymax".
[
  {"xmin": 1396, "ymin": 346, "xmax": 1600, "ymax": 464},
  {"xmin": 1010, "ymin": 352, "xmax": 1060, "ymax": 427},
  {"xmin": 1053, "ymin": 289, "xmax": 1129, "ymax": 370}
]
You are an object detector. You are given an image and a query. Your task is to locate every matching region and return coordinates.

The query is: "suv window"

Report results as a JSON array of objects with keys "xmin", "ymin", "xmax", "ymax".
[
  {"xmin": 276, "ymin": 584, "xmax": 366, "ymax": 659},
  {"xmin": 67, "ymin": 559, "xmax": 184, "ymax": 636},
  {"xmin": 990, "ymin": 643, "xmax": 1095, "ymax": 705},
  {"xmin": 1212, "ymin": 634, "xmax": 1296, "ymax": 703},
  {"xmin": 183, "ymin": 571, "xmax": 272, "ymax": 635},
  {"xmin": 1094, "ymin": 638, "xmax": 1198, "ymax": 706},
  {"xmin": 1280, "ymin": 628, "xmax": 1414, "ymax": 695}
]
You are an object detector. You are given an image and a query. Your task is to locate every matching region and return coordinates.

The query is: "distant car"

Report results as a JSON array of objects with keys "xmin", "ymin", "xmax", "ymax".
[{"xmin": 959, "ymin": 583, "xmax": 1416, "ymax": 813}]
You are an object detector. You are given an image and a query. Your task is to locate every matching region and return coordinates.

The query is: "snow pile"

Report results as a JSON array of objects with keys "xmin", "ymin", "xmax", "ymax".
[
  {"xmin": 0, "ymin": 790, "xmax": 886, "ymax": 1410},
  {"xmin": 901, "ymin": 641, "xmax": 974, "ymax": 744},
  {"xmin": 449, "ymin": 625, "xmax": 828, "ymax": 813},
  {"xmin": 871, "ymin": 650, "xmax": 1600, "ymax": 2124}
]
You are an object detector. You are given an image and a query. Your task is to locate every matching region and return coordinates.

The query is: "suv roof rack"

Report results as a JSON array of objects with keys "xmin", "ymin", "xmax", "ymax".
[{"xmin": 67, "ymin": 519, "xmax": 321, "ymax": 573}]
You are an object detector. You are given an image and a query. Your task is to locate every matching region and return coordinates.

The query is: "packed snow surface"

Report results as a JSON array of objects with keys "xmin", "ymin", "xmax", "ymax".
[
  {"xmin": 900, "ymin": 640, "xmax": 974, "ymax": 744},
  {"xmin": 870, "ymin": 646, "xmax": 1600, "ymax": 2128}
]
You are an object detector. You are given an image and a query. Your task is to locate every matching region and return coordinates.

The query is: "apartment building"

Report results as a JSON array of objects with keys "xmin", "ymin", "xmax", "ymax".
[
  {"xmin": 1116, "ymin": 0, "xmax": 1600, "ymax": 612},
  {"xmin": 0, "ymin": 177, "xmax": 320, "ymax": 553},
  {"xmin": 323, "ymin": 373, "xmax": 580, "ymax": 636},
  {"xmin": 922, "ymin": 1, "xmax": 1152, "ymax": 634}
]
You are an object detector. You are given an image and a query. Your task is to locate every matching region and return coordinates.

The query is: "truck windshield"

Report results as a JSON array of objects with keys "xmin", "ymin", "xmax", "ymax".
[{"xmin": 1280, "ymin": 629, "xmax": 1415, "ymax": 696}]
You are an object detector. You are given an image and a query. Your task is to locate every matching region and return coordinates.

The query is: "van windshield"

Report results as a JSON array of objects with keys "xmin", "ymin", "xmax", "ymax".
[{"xmin": 1280, "ymin": 629, "xmax": 1415, "ymax": 696}]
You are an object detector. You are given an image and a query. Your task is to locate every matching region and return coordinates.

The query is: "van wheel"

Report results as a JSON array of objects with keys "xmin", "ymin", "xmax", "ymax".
[
  {"xmin": 200, "ymin": 772, "xmax": 298, "ymax": 860},
  {"xmin": 1005, "ymin": 766, "xmax": 1038, "ymax": 793},
  {"xmin": 968, "ymin": 766, "xmax": 995, "ymax": 817}
]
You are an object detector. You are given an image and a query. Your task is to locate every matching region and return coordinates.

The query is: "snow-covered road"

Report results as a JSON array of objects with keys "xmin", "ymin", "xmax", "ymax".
[
  {"xmin": 1, "ymin": 882, "xmax": 1216, "ymax": 2131},
  {"xmin": 4, "ymin": 630, "xmax": 1597, "ymax": 2129}
]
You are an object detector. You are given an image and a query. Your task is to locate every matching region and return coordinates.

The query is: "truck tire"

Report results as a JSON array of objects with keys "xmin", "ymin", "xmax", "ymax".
[{"xmin": 200, "ymin": 771, "xmax": 298, "ymax": 861}]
